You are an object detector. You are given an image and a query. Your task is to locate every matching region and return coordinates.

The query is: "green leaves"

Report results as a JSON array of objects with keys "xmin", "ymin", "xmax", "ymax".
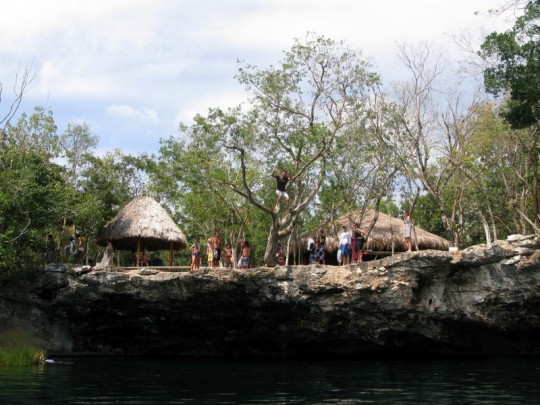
[
  {"xmin": 480, "ymin": 0, "xmax": 540, "ymax": 129},
  {"xmin": 0, "ymin": 150, "xmax": 68, "ymax": 274}
]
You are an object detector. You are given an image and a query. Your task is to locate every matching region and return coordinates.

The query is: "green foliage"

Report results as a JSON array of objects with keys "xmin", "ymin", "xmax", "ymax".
[
  {"xmin": 480, "ymin": 0, "xmax": 540, "ymax": 128},
  {"xmin": 0, "ymin": 150, "xmax": 69, "ymax": 275},
  {"xmin": 413, "ymin": 194, "xmax": 448, "ymax": 239},
  {"xmin": 0, "ymin": 99, "xmax": 144, "ymax": 272},
  {"xmin": 73, "ymin": 151, "xmax": 146, "ymax": 262},
  {"xmin": 154, "ymin": 34, "xmax": 382, "ymax": 265},
  {"xmin": 5, "ymin": 28, "xmax": 540, "ymax": 272},
  {"xmin": 60, "ymin": 122, "xmax": 99, "ymax": 186},
  {"xmin": 2, "ymin": 106, "xmax": 59, "ymax": 159},
  {"xmin": 0, "ymin": 347, "xmax": 46, "ymax": 366},
  {"xmin": 0, "ymin": 329, "xmax": 46, "ymax": 366}
]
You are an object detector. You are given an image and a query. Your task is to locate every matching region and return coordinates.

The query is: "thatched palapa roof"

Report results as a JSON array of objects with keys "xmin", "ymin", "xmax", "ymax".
[
  {"xmin": 322, "ymin": 209, "xmax": 450, "ymax": 252},
  {"xmin": 99, "ymin": 195, "xmax": 187, "ymax": 251}
]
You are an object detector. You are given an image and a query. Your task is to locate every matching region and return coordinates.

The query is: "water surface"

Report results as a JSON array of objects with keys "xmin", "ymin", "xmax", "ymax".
[{"xmin": 0, "ymin": 356, "xmax": 538, "ymax": 404}]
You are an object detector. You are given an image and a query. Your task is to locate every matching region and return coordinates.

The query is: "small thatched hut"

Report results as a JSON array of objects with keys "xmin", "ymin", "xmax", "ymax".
[
  {"xmin": 98, "ymin": 195, "xmax": 187, "ymax": 266},
  {"xmin": 324, "ymin": 209, "xmax": 450, "ymax": 252}
]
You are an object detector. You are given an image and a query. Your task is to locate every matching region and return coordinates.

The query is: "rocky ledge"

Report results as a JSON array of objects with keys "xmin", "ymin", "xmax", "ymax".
[{"xmin": 1, "ymin": 235, "xmax": 539, "ymax": 358}]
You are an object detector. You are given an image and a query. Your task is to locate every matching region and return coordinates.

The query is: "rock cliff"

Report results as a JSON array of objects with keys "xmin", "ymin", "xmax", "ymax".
[{"xmin": 1, "ymin": 235, "xmax": 539, "ymax": 358}]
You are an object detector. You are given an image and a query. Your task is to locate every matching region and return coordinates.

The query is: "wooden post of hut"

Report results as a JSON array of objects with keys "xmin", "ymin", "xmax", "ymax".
[
  {"xmin": 168, "ymin": 242, "xmax": 173, "ymax": 266},
  {"xmin": 137, "ymin": 239, "xmax": 141, "ymax": 267}
]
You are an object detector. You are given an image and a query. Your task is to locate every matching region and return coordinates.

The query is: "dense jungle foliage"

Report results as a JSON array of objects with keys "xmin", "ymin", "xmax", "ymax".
[{"xmin": 1, "ymin": 1, "xmax": 539, "ymax": 274}]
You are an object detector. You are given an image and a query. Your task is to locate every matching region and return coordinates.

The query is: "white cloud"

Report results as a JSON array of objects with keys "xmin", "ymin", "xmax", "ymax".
[
  {"xmin": 174, "ymin": 87, "xmax": 247, "ymax": 126},
  {"xmin": 0, "ymin": 0, "xmax": 516, "ymax": 155},
  {"xmin": 107, "ymin": 104, "xmax": 159, "ymax": 123}
]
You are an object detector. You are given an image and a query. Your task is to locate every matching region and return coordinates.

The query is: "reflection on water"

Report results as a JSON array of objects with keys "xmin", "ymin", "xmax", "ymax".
[{"xmin": 0, "ymin": 357, "xmax": 539, "ymax": 404}]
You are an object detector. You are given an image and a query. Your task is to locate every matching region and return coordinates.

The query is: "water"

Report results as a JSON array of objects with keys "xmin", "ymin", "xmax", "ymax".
[{"xmin": 0, "ymin": 357, "xmax": 538, "ymax": 404}]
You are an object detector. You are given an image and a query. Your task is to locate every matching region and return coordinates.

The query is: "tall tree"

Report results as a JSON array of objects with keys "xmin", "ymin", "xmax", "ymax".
[
  {"xmin": 480, "ymin": 0, "xmax": 540, "ymax": 129},
  {"xmin": 386, "ymin": 43, "xmax": 462, "ymax": 244},
  {"xmin": 158, "ymin": 34, "xmax": 380, "ymax": 265},
  {"xmin": 480, "ymin": 0, "xmax": 540, "ymax": 225},
  {"xmin": 0, "ymin": 104, "xmax": 71, "ymax": 275},
  {"xmin": 0, "ymin": 150, "xmax": 69, "ymax": 275},
  {"xmin": 310, "ymin": 90, "xmax": 400, "ymax": 240},
  {"xmin": 0, "ymin": 65, "xmax": 37, "ymax": 133},
  {"xmin": 1, "ymin": 106, "xmax": 59, "ymax": 163},
  {"xmin": 60, "ymin": 122, "xmax": 99, "ymax": 187}
]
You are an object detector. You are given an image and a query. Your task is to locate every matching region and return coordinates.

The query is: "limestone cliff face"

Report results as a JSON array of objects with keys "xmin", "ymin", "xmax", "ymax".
[{"xmin": 1, "ymin": 236, "xmax": 539, "ymax": 358}]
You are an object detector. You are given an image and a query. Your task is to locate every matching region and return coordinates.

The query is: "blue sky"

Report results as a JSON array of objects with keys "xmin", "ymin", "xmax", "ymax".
[{"xmin": 0, "ymin": 0, "xmax": 512, "ymax": 156}]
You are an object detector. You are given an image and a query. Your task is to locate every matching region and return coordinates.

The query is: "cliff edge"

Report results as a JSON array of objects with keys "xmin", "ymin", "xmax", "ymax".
[{"xmin": 1, "ymin": 235, "xmax": 539, "ymax": 358}]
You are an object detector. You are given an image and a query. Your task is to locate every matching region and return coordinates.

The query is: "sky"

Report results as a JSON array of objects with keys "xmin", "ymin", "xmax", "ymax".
[{"xmin": 0, "ymin": 0, "xmax": 514, "ymax": 156}]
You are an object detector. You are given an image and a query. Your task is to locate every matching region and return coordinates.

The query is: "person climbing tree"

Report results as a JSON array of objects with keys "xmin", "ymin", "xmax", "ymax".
[{"xmin": 272, "ymin": 167, "xmax": 290, "ymax": 212}]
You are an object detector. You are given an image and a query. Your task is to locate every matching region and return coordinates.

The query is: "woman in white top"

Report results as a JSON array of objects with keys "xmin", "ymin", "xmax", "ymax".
[
  {"xmin": 403, "ymin": 211, "xmax": 413, "ymax": 252},
  {"xmin": 339, "ymin": 225, "xmax": 352, "ymax": 265}
]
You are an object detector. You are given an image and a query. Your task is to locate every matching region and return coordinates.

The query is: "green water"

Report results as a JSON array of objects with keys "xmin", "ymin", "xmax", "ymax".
[{"xmin": 0, "ymin": 356, "xmax": 538, "ymax": 404}]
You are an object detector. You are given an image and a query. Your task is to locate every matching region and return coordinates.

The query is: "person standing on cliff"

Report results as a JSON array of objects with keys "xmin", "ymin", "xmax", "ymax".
[
  {"xmin": 45, "ymin": 234, "xmax": 56, "ymax": 264},
  {"xmin": 75, "ymin": 233, "xmax": 85, "ymax": 264},
  {"xmin": 65, "ymin": 236, "xmax": 76, "ymax": 261},
  {"xmin": 352, "ymin": 223, "xmax": 366, "ymax": 263},
  {"xmin": 316, "ymin": 229, "xmax": 326, "ymax": 264},
  {"xmin": 211, "ymin": 233, "xmax": 222, "ymax": 267},
  {"xmin": 272, "ymin": 167, "xmax": 290, "ymax": 212},
  {"xmin": 190, "ymin": 237, "xmax": 201, "ymax": 271},
  {"xmin": 339, "ymin": 225, "xmax": 352, "ymax": 265},
  {"xmin": 224, "ymin": 243, "xmax": 233, "ymax": 268},
  {"xmin": 403, "ymin": 211, "xmax": 414, "ymax": 252},
  {"xmin": 238, "ymin": 240, "xmax": 251, "ymax": 269},
  {"xmin": 206, "ymin": 237, "xmax": 214, "ymax": 267}
]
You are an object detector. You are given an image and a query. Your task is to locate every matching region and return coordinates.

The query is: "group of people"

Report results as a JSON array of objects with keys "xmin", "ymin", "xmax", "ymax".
[
  {"xmin": 307, "ymin": 230, "xmax": 327, "ymax": 264},
  {"xmin": 190, "ymin": 234, "xmax": 252, "ymax": 271},
  {"xmin": 338, "ymin": 223, "xmax": 366, "ymax": 265},
  {"xmin": 45, "ymin": 233, "xmax": 85, "ymax": 264},
  {"xmin": 189, "ymin": 210, "xmax": 414, "ymax": 271},
  {"xmin": 271, "ymin": 166, "xmax": 414, "ymax": 262},
  {"xmin": 337, "ymin": 211, "xmax": 414, "ymax": 264}
]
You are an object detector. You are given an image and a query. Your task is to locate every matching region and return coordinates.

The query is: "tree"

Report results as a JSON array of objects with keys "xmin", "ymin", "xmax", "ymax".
[
  {"xmin": 60, "ymin": 122, "xmax": 99, "ymax": 187},
  {"xmin": 1, "ymin": 106, "xmax": 59, "ymax": 163},
  {"xmin": 0, "ymin": 105, "xmax": 71, "ymax": 275},
  {"xmin": 73, "ymin": 150, "xmax": 146, "ymax": 264},
  {"xmin": 385, "ymin": 43, "xmax": 463, "ymax": 245},
  {"xmin": 0, "ymin": 65, "xmax": 38, "ymax": 132},
  {"xmin": 467, "ymin": 102, "xmax": 540, "ymax": 235},
  {"xmin": 480, "ymin": 1, "xmax": 540, "ymax": 226},
  {"xmin": 158, "ymin": 34, "xmax": 380, "ymax": 265},
  {"xmin": 308, "ymin": 90, "xmax": 400, "ymax": 241},
  {"xmin": 480, "ymin": 0, "xmax": 540, "ymax": 129}
]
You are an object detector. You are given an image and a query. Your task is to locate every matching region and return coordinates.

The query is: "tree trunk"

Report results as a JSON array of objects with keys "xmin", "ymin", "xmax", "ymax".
[
  {"xmin": 479, "ymin": 212, "xmax": 492, "ymax": 246},
  {"xmin": 264, "ymin": 220, "xmax": 280, "ymax": 266},
  {"xmin": 94, "ymin": 241, "xmax": 114, "ymax": 270}
]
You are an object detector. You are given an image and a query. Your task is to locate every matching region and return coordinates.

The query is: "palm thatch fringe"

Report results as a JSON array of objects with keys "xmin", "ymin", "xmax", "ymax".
[{"xmin": 98, "ymin": 195, "xmax": 187, "ymax": 252}]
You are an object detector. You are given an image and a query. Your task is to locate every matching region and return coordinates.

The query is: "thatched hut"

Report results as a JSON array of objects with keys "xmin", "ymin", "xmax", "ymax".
[
  {"xmin": 98, "ymin": 195, "xmax": 187, "ymax": 266},
  {"xmin": 324, "ymin": 209, "xmax": 450, "ymax": 253}
]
